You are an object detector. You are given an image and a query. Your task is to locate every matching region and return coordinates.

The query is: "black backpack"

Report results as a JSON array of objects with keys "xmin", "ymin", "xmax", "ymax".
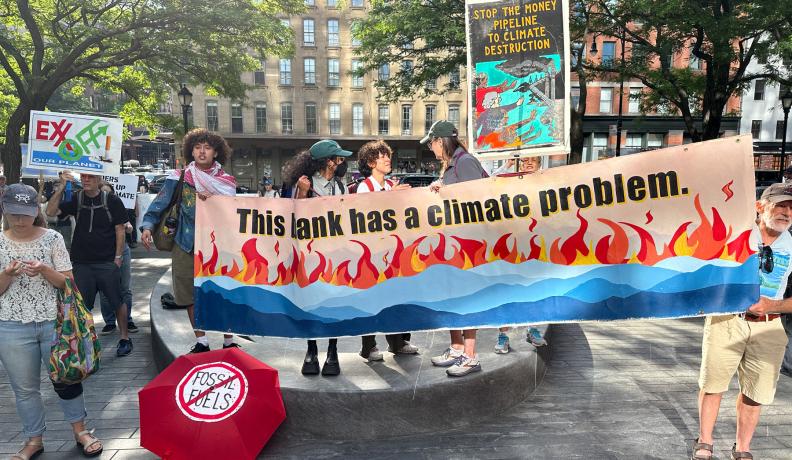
[{"xmin": 75, "ymin": 190, "xmax": 112, "ymax": 232}]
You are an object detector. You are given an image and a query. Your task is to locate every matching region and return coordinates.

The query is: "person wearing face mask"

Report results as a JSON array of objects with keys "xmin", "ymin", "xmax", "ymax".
[
  {"xmin": 283, "ymin": 139, "xmax": 351, "ymax": 376},
  {"xmin": 692, "ymin": 183, "xmax": 792, "ymax": 460}
]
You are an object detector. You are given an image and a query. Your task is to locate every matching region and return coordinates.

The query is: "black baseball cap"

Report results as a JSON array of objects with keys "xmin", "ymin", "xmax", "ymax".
[{"xmin": 1, "ymin": 183, "xmax": 39, "ymax": 217}]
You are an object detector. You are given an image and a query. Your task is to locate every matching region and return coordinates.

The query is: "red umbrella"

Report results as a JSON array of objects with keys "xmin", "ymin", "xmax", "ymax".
[{"xmin": 139, "ymin": 348, "xmax": 285, "ymax": 460}]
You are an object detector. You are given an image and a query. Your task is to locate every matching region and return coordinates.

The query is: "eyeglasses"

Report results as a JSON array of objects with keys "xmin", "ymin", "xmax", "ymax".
[{"xmin": 759, "ymin": 244, "xmax": 774, "ymax": 274}]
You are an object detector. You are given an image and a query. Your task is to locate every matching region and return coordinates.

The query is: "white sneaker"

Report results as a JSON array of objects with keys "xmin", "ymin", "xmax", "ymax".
[
  {"xmin": 446, "ymin": 354, "xmax": 482, "ymax": 377},
  {"xmin": 431, "ymin": 347, "xmax": 463, "ymax": 367},
  {"xmin": 362, "ymin": 347, "xmax": 384, "ymax": 362},
  {"xmin": 393, "ymin": 342, "xmax": 419, "ymax": 354}
]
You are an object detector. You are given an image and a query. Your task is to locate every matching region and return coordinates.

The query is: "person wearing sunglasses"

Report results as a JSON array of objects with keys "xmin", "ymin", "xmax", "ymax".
[{"xmin": 693, "ymin": 183, "xmax": 792, "ymax": 460}]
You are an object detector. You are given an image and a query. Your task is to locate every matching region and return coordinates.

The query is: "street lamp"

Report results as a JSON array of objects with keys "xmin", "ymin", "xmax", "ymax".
[
  {"xmin": 178, "ymin": 83, "xmax": 193, "ymax": 134},
  {"xmin": 780, "ymin": 88, "xmax": 792, "ymax": 181}
]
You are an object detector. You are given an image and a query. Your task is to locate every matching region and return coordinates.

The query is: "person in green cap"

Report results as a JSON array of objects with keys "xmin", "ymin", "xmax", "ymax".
[
  {"xmin": 421, "ymin": 120, "xmax": 490, "ymax": 378},
  {"xmin": 281, "ymin": 139, "xmax": 352, "ymax": 376}
]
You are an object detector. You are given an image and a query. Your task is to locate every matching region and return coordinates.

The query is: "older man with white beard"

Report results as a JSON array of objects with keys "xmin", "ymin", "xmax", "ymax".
[{"xmin": 692, "ymin": 183, "xmax": 792, "ymax": 460}]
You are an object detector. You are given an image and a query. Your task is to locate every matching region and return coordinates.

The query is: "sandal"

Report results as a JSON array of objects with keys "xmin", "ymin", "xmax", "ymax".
[
  {"xmin": 74, "ymin": 429, "xmax": 103, "ymax": 458},
  {"xmin": 690, "ymin": 438, "xmax": 713, "ymax": 460},
  {"xmin": 11, "ymin": 439, "xmax": 44, "ymax": 460},
  {"xmin": 731, "ymin": 443, "xmax": 753, "ymax": 459}
]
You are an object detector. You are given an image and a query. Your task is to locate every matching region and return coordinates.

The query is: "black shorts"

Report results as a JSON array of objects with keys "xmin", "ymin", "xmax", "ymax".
[{"xmin": 72, "ymin": 262, "xmax": 123, "ymax": 310}]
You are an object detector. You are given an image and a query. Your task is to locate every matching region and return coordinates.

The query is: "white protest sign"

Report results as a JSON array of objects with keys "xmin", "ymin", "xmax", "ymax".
[
  {"xmin": 102, "ymin": 174, "xmax": 138, "ymax": 209},
  {"xmin": 27, "ymin": 110, "xmax": 123, "ymax": 175}
]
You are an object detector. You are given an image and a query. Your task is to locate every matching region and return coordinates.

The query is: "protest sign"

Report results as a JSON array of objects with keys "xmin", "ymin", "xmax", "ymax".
[
  {"xmin": 20, "ymin": 144, "xmax": 60, "ymax": 179},
  {"xmin": 26, "ymin": 111, "xmax": 123, "ymax": 175},
  {"xmin": 194, "ymin": 136, "xmax": 757, "ymax": 339},
  {"xmin": 102, "ymin": 174, "xmax": 138, "ymax": 209},
  {"xmin": 466, "ymin": 0, "xmax": 570, "ymax": 159}
]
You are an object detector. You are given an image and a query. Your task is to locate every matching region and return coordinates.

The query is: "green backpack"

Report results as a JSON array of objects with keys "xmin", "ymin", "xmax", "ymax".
[{"xmin": 49, "ymin": 278, "xmax": 102, "ymax": 384}]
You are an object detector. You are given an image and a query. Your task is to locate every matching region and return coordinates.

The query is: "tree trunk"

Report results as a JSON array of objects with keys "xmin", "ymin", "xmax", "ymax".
[
  {"xmin": 569, "ymin": 109, "xmax": 584, "ymax": 164},
  {"xmin": 701, "ymin": 97, "xmax": 727, "ymax": 141},
  {"xmin": 1, "ymin": 104, "xmax": 29, "ymax": 184}
]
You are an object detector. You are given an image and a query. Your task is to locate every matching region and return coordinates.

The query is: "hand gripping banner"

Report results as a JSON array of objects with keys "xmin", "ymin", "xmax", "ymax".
[{"xmin": 194, "ymin": 136, "xmax": 758, "ymax": 339}]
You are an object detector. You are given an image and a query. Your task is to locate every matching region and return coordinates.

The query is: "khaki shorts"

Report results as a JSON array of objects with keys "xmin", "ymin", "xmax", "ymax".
[
  {"xmin": 172, "ymin": 244, "xmax": 195, "ymax": 307},
  {"xmin": 699, "ymin": 314, "xmax": 788, "ymax": 405}
]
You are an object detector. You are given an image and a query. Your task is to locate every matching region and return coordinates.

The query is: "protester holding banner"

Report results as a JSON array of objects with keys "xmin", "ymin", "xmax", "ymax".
[
  {"xmin": 140, "ymin": 129, "xmax": 239, "ymax": 353},
  {"xmin": 423, "ymin": 120, "xmax": 489, "ymax": 377},
  {"xmin": 285, "ymin": 139, "xmax": 352, "ymax": 375},
  {"xmin": 0, "ymin": 184, "xmax": 103, "ymax": 459},
  {"xmin": 694, "ymin": 183, "xmax": 792, "ymax": 460},
  {"xmin": 46, "ymin": 171, "xmax": 133, "ymax": 357},
  {"xmin": 354, "ymin": 140, "xmax": 419, "ymax": 361},
  {"xmin": 494, "ymin": 156, "xmax": 547, "ymax": 354}
]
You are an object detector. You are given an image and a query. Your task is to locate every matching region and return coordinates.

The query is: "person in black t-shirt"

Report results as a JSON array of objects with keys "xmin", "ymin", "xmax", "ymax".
[{"xmin": 45, "ymin": 172, "xmax": 133, "ymax": 357}]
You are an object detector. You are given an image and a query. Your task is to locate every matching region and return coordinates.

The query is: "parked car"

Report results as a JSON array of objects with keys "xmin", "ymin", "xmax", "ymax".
[
  {"xmin": 395, "ymin": 174, "xmax": 438, "ymax": 188},
  {"xmin": 236, "ymin": 185, "xmax": 252, "ymax": 194},
  {"xmin": 146, "ymin": 175, "xmax": 169, "ymax": 194}
]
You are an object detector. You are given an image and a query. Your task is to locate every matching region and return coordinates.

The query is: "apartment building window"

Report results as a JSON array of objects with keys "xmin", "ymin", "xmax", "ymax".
[
  {"xmin": 689, "ymin": 53, "xmax": 701, "ymax": 70},
  {"xmin": 625, "ymin": 133, "xmax": 643, "ymax": 153},
  {"xmin": 602, "ymin": 41, "xmax": 616, "ymax": 65},
  {"xmin": 351, "ymin": 0, "xmax": 363, "ymax": 7},
  {"xmin": 378, "ymin": 104, "xmax": 389, "ymax": 135},
  {"xmin": 593, "ymin": 133, "xmax": 609, "ymax": 159},
  {"xmin": 599, "ymin": 88, "xmax": 613, "ymax": 113},
  {"xmin": 231, "ymin": 103, "xmax": 243, "ymax": 133},
  {"xmin": 352, "ymin": 104, "xmax": 364, "ymax": 135},
  {"xmin": 328, "ymin": 58, "xmax": 340, "ymax": 86},
  {"xmin": 304, "ymin": 58, "xmax": 316, "ymax": 85},
  {"xmin": 205, "ymin": 101, "xmax": 218, "ymax": 131},
  {"xmin": 448, "ymin": 104, "xmax": 460, "ymax": 128},
  {"xmin": 255, "ymin": 103, "xmax": 267, "ymax": 133},
  {"xmin": 254, "ymin": 60, "xmax": 266, "ymax": 86},
  {"xmin": 401, "ymin": 104, "xmax": 412, "ymax": 135},
  {"xmin": 279, "ymin": 59, "xmax": 292, "ymax": 85},
  {"xmin": 754, "ymin": 79, "xmax": 766, "ymax": 101},
  {"xmin": 751, "ymin": 120, "xmax": 761, "ymax": 139},
  {"xmin": 628, "ymin": 88, "xmax": 641, "ymax": 113},
  {"xmin": 281, "ymin": 103, "xmax": 293, "ymax": 134},
  {"xmin": 329, "ymin": 103, "xmax": 341, "ymax": 134},
  {"xmin": 350, "ymin": 60, "xmax": 364, "ymax": 88},
  {"xmin": 426, "ymin": 78, "xmax": 437, "ymax": 91},
  {"xmin": 350, "ymin": 21, "xmax": 362, "ymax": 47},
  {"xmin": 303, "ymin": 19, "xmax": 315, "ymax": 46},
  {"xmin": 327, "ymin": 0, "xmax": 336, "ymax": 7},
  {"xmin": 401, "ymin": 60, "xmax": 413, "ymax": 74},
  {"xmin": 305, "ymin": 103, "xmax": 317, "ymax": 134},
  {"xmin": 777, "ymin": 120, "xmax": 785, "ymax": 140},
  {"xmin": 378, "ymin": 63, "xmax": 390, "ymax": 81},
  {"xmin": 449, "ymin": 69, "xmax": 460, "ymax": 89},
  {"xmin": 425, "ymin": 105, "xmax": 437, "ymax": 133},
  {"xmin": 305, "ymin": 0, "xmax": 314, "ymax": 6},
  {"xmin": 327, "ymin": 19, "xmax": 339, "ymax": 47},
  {"xmin": 571, "ymin": 88, "xmax": 580, "ymax": 109}
]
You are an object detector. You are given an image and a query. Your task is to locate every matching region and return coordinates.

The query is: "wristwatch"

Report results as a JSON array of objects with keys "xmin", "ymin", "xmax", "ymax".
[{"xmin": 115, "ymin": 255, "xmax": 123, "ymax": 260}]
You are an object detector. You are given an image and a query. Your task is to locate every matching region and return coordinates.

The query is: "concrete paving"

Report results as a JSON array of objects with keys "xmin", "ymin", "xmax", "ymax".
[{"xmin": 1, "ymin": 249, "xmax": 791, "ymax": 459}]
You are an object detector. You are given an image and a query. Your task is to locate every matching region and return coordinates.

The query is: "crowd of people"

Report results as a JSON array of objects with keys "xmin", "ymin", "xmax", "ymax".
[{"xmin": 2, "ymin": 123, "xmax": 792, "ymax": 459}]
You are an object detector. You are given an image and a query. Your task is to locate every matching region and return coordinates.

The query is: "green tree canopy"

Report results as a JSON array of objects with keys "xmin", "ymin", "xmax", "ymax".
[{"xmin": 1, "ymin": 0, "xmax": 303, "ymax": 182}]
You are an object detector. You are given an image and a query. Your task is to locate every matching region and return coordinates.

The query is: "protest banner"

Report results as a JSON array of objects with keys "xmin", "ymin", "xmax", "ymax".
[
  {"xmin": 194, "ymin": 136, "xmax": 757, "ymax": 339},
  {"xmin": 26, "ymin": 111, "xmax": 123, "ymax": 175},
  {"xmin": 102, "ymin": 174, "xmax": 138, "ymax": 209},
  {"xmin": 466, "ymin": 0, "xmax": 570, "ymax": 159}
]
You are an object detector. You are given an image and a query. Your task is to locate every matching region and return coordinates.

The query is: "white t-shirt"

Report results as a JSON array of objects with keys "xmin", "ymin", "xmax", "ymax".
[
  {"xmin": 356, "ymin": 176, "xmax": 395, "ymax": 193},
  {"xmin": 0, "ymin": 229, "xmax": 72, "ymax": 323},
  {"xmin": 753, "ymin": 227, "xmax": 792, "ymax": 300}
]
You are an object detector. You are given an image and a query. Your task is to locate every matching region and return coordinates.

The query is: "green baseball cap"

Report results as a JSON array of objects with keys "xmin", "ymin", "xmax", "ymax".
[
  {"xmin": 420, "ymin": 120, "xmax": 458, "ymax": 145},
  {"xmin": 309, "ymin": 139, "xmax": 353, "ymax": 159}
]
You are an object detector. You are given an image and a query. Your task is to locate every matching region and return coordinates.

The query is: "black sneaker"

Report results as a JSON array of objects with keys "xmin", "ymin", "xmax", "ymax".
[
  {"xmin": 189, "ymin": 343, "xmax": 211, "ymax": 354},
  {"xmin": 127, "ymin": 322, "xmax": 139, "ymax": 334},
  {"xmin": 222, "ymin": 342, "xmax": 241, "ymax": 349},
  {"xmin": 100, "ymin": 324, "xmax": 116, "ymax": 335},
  {"xmin": 116, "ymin": 339, "xmax": 133, "ymax": 357}
]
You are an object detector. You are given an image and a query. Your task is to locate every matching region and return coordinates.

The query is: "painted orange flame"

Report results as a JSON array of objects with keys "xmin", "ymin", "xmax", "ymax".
[{"xmin": 195, "ymin": 195, "xmax": 754, "ymax": 287}]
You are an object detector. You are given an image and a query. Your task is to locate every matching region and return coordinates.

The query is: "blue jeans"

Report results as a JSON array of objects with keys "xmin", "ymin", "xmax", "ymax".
[
  {"xmin": 100, "ymin": 245, "xmax": 132, "ymax": 325},
  {"xmin": 783, "ymin": 315, "xmax": 792, "ymax": 373},
  {"xmin": 0, "ymin": 320, "xmax": 87, "ymax": 437}
]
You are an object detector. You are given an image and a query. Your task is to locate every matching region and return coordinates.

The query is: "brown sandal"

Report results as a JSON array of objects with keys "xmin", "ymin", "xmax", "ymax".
[
  {"xmin": 11, "ymin": 439, "xmax": 44, "ymax": 460},
  {"xmin": 74, "ymin": 429, "xmax": 103, "ymax": 458},
  {"xmin": 691, "ymin": 438, "xmax": 713, "ymax": 460},
  {"xmin": 731, "ymin": 443, "xmax": 753, "ymax": 459}
]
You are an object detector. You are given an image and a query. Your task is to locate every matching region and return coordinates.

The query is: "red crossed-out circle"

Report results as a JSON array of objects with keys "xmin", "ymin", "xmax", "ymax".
[{"xmin": 175, "ymin": 361, "xmax": 249, "ymax": 422}]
